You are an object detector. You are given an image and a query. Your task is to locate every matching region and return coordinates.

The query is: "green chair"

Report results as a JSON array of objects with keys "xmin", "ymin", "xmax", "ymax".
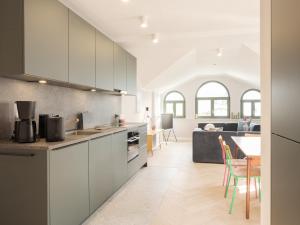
[{"xmin": 224, "ymin": 145, "xmax": 261, "ymax": 214}]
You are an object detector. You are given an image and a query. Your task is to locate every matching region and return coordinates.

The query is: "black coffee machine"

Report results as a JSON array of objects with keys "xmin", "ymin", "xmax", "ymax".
[{"xmin": 14, "ymin": 101, "xmax": 37, "ymax": 143}]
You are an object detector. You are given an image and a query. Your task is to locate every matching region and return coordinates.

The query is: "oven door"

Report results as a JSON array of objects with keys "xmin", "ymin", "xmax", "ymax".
[{"xmin": 127, "ymin": 132, "xmax": 140, "ymax": 162}]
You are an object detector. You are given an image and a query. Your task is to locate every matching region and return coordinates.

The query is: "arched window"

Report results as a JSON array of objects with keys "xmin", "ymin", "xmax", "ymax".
[
  {"xmin": 164, "ymin": 91, "xmax": 186, "ymax": 118},
  {"xmin": 196, "ymin": 81, "xmax": 230, "ymax": 118},
  {"xmin": 241, "ymin": 89, "xmax": 261, "ymax": 118}
]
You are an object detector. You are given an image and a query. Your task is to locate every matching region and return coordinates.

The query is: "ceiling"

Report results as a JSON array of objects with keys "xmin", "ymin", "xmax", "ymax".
[{"xmin": 59, "ymin": 0, "xmax": 260, "ymax": 92}]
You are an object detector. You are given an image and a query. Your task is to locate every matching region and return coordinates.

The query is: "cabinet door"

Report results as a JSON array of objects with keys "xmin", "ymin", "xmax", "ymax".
[
  {"xmin": 139, "ymin": 146, "xmax": 148, "ymax": 168},
  {"xmin": 69, "ymin": 11, "xmax": 95, "ymax": 87},
  {"xmin": 50, "ymin": 142, "xmax": 89, "ymax": 225},
  {"xmin": 96, "ymin": 31, "xmax": 114, "ymax": 91},
  {"xmin": 271, "ymin": 135, "xmax": 300, "ymax": 225},
  {"xmin": 24, "ymin": 0, "xmax": 68, "ymax": 82},
  {"xmin": 271, "ymin": 0, "xmax": 300, "ymax": 142},
  {"xmin": 126, "ymin": 53, "xmax": 137, "ymax": 95},
  {"xmin": 0, "ymin": 150, "xmax": 47, "ymax": 225},
  {"xmin": 89, "ymin": 135, "xmax": 113, "ymax": 213},
  {"xmin": 112, "ymin": 131, "xmax": 128, "ymax": 190},
  {"xmin": 113, "ymin": 44, "xmax": 127, "ymax": 91}
]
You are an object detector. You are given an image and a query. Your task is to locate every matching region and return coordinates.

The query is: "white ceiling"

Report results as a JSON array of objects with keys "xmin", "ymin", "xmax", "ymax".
[{"xmin": 59, "ymin": 0, "xmax": 260, "ymax": 92}]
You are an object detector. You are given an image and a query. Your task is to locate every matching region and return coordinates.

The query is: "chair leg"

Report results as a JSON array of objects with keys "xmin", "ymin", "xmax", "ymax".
[
  {"xmin": 223, "ymin": 165, "xmax": 227, "ymax": 186},
  {"xmin": 225, "ymin": 173, "xmax": 231, "ymax": 198},
  {"xmin": 172, "ymin": 129, "xmax": 178, "ymax": 142},
  {"xmin": 258, "ymin": 177, "xmax": 261, "ymax": 202},
  {"xmin": 229, "ymin": 177, "xmax": 238, "ymax": 214},
  {"xmin": 254, "ymin": 177, "xmax": 258, "ymax": 199}
]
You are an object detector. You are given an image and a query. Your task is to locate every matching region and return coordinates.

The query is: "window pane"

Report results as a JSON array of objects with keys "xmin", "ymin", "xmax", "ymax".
[
  {"xmin": 175, "ymin": 103, "xmax": 184, "ymax": 117},
  {"xmin": 243, "ymin": 102, "xmax": 252, "ymax": 117},
  {"xmin": 197, "ymin": 82, "xmax": 229, "ymax": 97},
  {"xmin": 243, "ymin": 90, "xmax": 261, "ymax": 100},
  {"xmin": 165, "ymin": 103, "xmax": 174, "ymax": 114},
  {"xmin": 198, "ymin": 100, "xmax": 211, "ymax": 117},
  {"xmin": 165, "ymin": 92, "xmax": 184, "ymax": 101},
  {"xmin": 214, "ymin": 100, "xmax": 228, "ymax": 117},
  {"xmin": 254, "ymin": 102, "xmax": 261, "ymax": 117}
]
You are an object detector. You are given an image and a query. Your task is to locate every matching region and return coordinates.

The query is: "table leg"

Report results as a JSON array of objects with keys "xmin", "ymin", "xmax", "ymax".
[{"xmin": 246, "ymin": 157, "xmax": 251, "ymax": 219}]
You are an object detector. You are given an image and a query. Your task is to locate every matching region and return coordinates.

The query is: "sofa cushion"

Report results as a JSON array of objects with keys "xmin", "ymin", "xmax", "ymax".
[
  {"xmin": 193, "ymin": 130, "xmax": 251, "ymax": 164},
  {"xmin": 223, "ymin": 123, "xmax": 238, "ymax": 131},
  {"xmin": 198, "ymin": 123, "xmax": 238, "ymax": 131}
]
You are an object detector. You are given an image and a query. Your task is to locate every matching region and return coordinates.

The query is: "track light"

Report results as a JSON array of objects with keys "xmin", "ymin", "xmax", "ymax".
[
  {"xmin": 38, "ymin": 80, "xmax": 47, "ymax": 84},
  {"xmin": 217, "ymin": 48, "xmax": 223, "ymax": 57},
  {"xmin": 152, "ymin": 33, "xmax": 159, "ymax": 44},
  {"xmin": 140, "ymin": 16, "xmax": 148, "ymax": 28}
]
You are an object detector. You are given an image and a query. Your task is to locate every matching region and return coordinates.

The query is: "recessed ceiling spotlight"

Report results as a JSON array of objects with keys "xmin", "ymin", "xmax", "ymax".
[
  {"xmin": 121, "ymin": 0, "xmax": 130, "ymax": 3},
  {"xmin": 152, "ymin": 33, "xmax": 159, "ymax": 44},
  {"xmin": 38, "ymin": 80, "xmax": 47, "ymax": 84},
  {"xmin": 217, "ymin": 48, "xmax": 223, "ymax": 57},
  {"xmin": 90, "ymin": 89, "xmax": 96, "ymax": 92},
  {"xmin": 140, "ymin": 16, "xmax": 148, "ymax": 28}
]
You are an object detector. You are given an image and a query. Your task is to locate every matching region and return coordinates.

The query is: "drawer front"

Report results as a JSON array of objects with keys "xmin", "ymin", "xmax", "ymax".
[
  {"xmin": 139, "ymin": 147, "xmax": 147, "ymax": 168},
  {"xmin": 139, "ymin": 133, "xmax": 147, "ymax": 148},
  {"xmin": 127, "ymin": 156, "xmax": 140, "ymax": 178},
  {"xmin": 139, "ymin": 125, "xmax": 147, "ymax": 135}
]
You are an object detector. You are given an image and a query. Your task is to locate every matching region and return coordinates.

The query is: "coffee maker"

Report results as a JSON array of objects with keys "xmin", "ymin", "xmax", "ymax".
[{"xmin": 14, "ymin": 101, "xmax": 37, "ymax": 143}]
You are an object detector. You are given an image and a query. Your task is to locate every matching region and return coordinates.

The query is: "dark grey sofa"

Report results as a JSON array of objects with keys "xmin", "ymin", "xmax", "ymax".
[{"xmin": 193, "ymin": 123, "xmax": 260, "ymax": 164}]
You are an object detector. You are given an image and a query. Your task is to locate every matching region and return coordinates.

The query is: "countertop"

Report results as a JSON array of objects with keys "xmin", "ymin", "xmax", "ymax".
[{"xmin": 0, "ymin": 123, "xmax": 147, "ymax": 151}]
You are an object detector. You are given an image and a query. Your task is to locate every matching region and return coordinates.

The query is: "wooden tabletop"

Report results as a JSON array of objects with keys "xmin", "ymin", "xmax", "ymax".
[{"xmin": 231, "ymin": 136, "xmax": 261, "ymax": 157}]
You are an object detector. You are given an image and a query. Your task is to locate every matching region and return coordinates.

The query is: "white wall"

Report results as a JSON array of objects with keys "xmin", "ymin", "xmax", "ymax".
[
  {"xmin": 160, "ymin": 75, "xmax": 260, "ymax": 140},
  {"xmin": 261, "ymin": 0, "xmax": 271, "ymax": 224},
  {"xmin": 121, "ymin": 89, "xmax": 153, "ymax": 124}
]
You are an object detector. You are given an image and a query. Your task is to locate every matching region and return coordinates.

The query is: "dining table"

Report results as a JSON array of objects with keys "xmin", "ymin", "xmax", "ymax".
[{"xmin": 231, "ymin": 136, "xmax": 261, "ymax": 219}]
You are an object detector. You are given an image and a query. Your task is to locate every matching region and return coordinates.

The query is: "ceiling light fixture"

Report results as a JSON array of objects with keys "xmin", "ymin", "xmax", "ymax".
[
  {"xmin": 38, "ymin": 80, "xmax": 47, "ymax": 84},
  {"xmin": 121, "ymin": 0, "xmax": 130, "ymax": 3},
  {"xmin": 217, "ymin": 48, "xmax": 223, "ymax": 57},
  {"xmin": 120, "ymin": 90, "xmax": 128, "ymax": 95},
  {"xmin": 90, "ymin": 89, "xmax": 96, "ymax": 92},
  {"xmin": 140, "ymin": 16, "xmax": 148, "ymax": 28},
  {"xmin": 152, "ymin": 33, "xmax": 159, "ymax": 44}
]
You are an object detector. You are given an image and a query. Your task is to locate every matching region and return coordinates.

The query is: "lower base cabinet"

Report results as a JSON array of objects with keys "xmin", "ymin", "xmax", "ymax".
[
  {"xmin": 112, "ymin": 131, "xmax": 128, "ymax": 191},
  {"xmin": 0, "ymin": 127, "xmax": 147, "ymax": 225},
  {"xmin": 49, "ymin": 142, "xmax": 89, "ymax": 225},
  {"xmin": 89, "ymin": 135, "xmax": 113, "ymax": 213}
]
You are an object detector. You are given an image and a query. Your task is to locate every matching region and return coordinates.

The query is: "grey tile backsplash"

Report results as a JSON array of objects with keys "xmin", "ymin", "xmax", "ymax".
[{"xmin": 0, "ymin": 77, "xmax": 121, "ymax": 139}]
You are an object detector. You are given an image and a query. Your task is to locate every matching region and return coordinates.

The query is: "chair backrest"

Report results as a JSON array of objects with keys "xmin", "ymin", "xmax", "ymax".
[
  {"xmin": 218, "ymin": 135, "xmax": 226, "ymax": 164},
  {"xmin": 224, "ymin": 145, "xmax": 234, "ymax": 173}
]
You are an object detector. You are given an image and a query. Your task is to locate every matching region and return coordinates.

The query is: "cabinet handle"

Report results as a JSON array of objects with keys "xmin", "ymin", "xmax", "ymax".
[{"xmin": 0, "ymin": 153, "xmax": 35, "ymax": 157}]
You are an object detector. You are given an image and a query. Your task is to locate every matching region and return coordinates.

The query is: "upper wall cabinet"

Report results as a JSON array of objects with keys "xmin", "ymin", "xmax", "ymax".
[
  {"xmin": 96, "ymin": 32, "xmax": 114, "ymax": 91},
  {"xmin": 69, "ymin": 11, "xmax": 96, "ymax": 88},
  {"xmin": 0, "ymin": 0, "xmax": 69, "ymax": 82},
  {"xmin": 0, "ymin": 0, "xmax": 137, "ymax": 94},
  {"xmin": 114, "ymin": 44, "xmax": 127, "ymax": 91},
  {"xmin": 126, "ymin": 53, "xmax": 137, "ymax": 95},
  {"xmin": 24, "ymin": 0, "xmax": 69, "ymax": 82}
]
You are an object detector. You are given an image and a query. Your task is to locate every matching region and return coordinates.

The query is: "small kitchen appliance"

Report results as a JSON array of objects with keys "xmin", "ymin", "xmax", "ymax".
[
  {"xmin": 14, "ymin": 101, "xmax": 37, "ymax": 143},
  {"xmin": 46, "ymin": 115, "xmax": 65, "ymax": 142}
]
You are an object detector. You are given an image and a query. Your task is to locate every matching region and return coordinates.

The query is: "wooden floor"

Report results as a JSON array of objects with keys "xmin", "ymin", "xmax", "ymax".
[{"xmin": 84, "ymin": 142, "xmax": 260, "ymax": 225}]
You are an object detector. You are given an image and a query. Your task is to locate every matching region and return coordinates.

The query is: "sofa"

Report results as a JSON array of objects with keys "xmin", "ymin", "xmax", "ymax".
[{"xmin": 193, "ymin": 123, "xmax": 260, "ymax": 164}]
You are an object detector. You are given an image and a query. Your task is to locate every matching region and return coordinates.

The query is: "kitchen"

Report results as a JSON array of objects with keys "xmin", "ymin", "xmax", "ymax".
[{"xmin": 0, "ymin": 0, "xmax": 147, "ymax": 225}]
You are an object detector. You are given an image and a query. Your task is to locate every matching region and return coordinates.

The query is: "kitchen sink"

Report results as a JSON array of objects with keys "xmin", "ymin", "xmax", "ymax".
[{"xmin": 67, "ymin": 130, "xmax": 101, "ymax": 136}]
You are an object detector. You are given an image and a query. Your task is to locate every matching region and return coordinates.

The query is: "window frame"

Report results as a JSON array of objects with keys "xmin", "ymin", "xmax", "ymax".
[
  {"xmin": 195, "ymin": 81, "xmax": 230, "ymax": 118},
  {"xmin": 240, "ymin": 89, "xmax": 261, "ymax": 118},
  {"xmin": 164, "ymin": 91, "xmax": 186, "ymax": 118}
]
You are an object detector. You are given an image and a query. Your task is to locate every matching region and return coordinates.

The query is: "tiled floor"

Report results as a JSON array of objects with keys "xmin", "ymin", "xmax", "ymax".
[{"xmin": 84, "ymin": 142, "xmax": 260, "ymax": 225}]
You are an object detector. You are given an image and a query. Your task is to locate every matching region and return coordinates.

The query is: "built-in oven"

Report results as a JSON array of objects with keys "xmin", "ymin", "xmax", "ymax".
[{"xmin": 127, "ymin": 131, "xmax": 140, "ymax": 162}]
